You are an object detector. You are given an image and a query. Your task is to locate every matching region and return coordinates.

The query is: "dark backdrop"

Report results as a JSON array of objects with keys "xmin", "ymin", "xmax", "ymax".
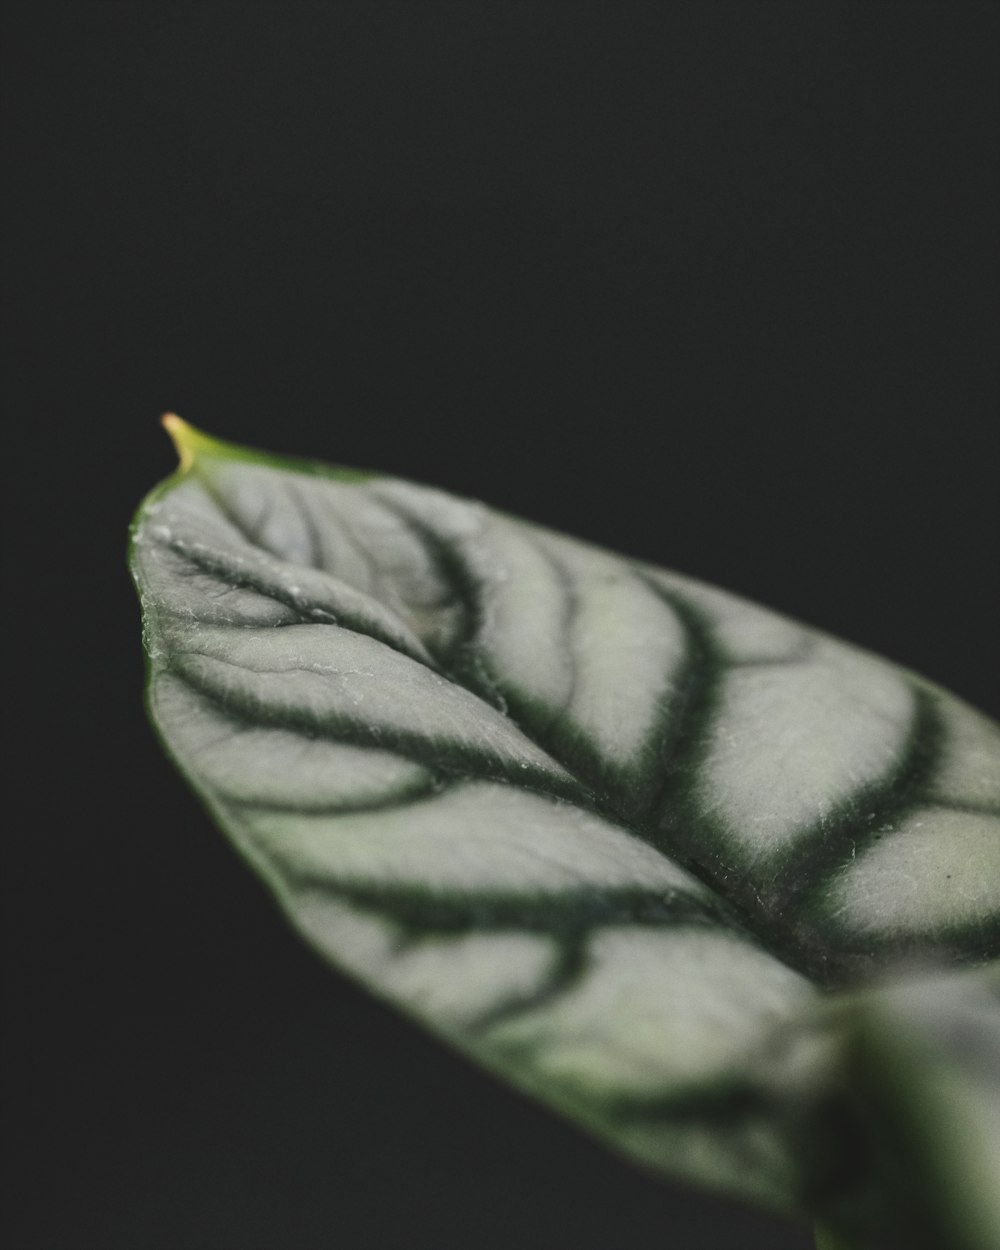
[{"xmin": 4, "ymin": 5, "xmax": 997, "ymax": 1248}]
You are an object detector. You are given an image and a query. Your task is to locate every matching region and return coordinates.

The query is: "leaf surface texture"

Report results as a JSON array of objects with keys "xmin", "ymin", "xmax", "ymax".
[{"xmin": 131, "ymin": 425, "xmax": 1000, "ymax": 1222}]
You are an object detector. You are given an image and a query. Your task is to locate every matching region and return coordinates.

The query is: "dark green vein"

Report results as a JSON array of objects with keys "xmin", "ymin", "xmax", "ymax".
[
  {"xmin": 617, "ymin": 576, "xmax": 851, "ymax": 983},
  {"xmin": 528, "ymin": 537, "xmax": 580, "ymax": 737},
  {"xmin": 633, "ymin": 574, "xmax": 726, "ymax": 837},
  {"xmin": 468, "ymin": 938, "xmax": 590, "ymax": 1032},
  {"xmin": 601, "ymin": 1076, "xmax": 780, "ymax": 1127},
  {"xmin": 458, "ymin": 534, "xmax": 633, "ymax": 807},
  {"xmin": 159, "ymin": 536, "xmax": 432, "ymax": 665},
  {"xmin": 617, "ymin": 581, "xmax": 1000, "ymax": 985},
  {"xmin": 761, "ymin": 690, "xmax": 1000, "ymax": 978},
  {"xmin": 776, "ymin": 687, "xmax": 944, "ymax": 917},
  {"xmin": 827, "ymin": 917, "xmax": 1000, "ymax": 977},
  {"xmin": 170, "ymin": 661, "xmax": 588, "ymax": 807},
  {"xmin": 498, "ymin": 541, "xmax": 695, "ymax": 821},
  {"xmin": 319, "ymin": 881, "xmax": 732, "ymax": 940},
  {"xmin": 368, "ymin": 490, "xmax": 488, "ymax": 683},
  {"xmin": 231, "ymin": 778, "xmax": 447, "ymax": 818},
  {"xmin": 351, "ymin": 503, "xmax": 708, "ymax": 831},
  {"xmin": 151, "ymin": 473, "xmax": 1000, "ymax": 990}
]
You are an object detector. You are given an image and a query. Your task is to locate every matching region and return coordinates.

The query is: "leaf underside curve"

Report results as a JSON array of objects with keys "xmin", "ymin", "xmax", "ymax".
[{"xmin": 130, "ymin": 421, "xmax": 1000, "ymax": 1228}]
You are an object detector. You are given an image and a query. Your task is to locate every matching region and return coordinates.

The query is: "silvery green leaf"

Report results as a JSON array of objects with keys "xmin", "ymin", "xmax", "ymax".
[
  {"xmin": 840, "ymin": 965, "xmax": 1000, "ymax": 1250},
  {"xmin": 130, "ymin": 418, "xmax": 1000, "ymax": 1233}
]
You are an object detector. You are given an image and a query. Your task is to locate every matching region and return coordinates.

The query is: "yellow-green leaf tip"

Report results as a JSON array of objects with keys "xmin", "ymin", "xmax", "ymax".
[{"xmin": 161, "ymin": 413, "xmax": 226, "ymax": 472}]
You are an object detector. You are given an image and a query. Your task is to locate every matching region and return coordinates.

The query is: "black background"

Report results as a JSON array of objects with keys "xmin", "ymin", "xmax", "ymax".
[{"xmin": 4, "ymin": 5, "xmax": 997, "ymax": 1248}]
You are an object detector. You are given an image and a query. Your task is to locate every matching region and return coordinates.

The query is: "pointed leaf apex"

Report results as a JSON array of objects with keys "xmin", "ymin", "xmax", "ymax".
[{"xmin": 160, "ymin": 413, "xmax": 224, "ymax": 472}]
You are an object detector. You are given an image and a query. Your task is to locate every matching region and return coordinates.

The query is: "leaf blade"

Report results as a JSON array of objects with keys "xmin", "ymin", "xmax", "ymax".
[{"xmin": 131, "ymin": 423, "xmax": 1000, "ymax": 1224}]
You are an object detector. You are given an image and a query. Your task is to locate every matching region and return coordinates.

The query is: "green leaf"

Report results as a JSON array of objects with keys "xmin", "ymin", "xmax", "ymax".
[
  {"xmin": 843, "ymin": 965, "xmax": 1000, "ymax": 1250},
  {"xmin": 130, "ymin": 418, "xmax": 1000, "ymax": 1236}
]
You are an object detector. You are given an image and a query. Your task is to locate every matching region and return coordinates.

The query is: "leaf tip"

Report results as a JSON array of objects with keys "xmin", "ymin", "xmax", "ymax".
[{"xmin": 161, "ymin": 413, "xmax": 217, "ymax": 472}]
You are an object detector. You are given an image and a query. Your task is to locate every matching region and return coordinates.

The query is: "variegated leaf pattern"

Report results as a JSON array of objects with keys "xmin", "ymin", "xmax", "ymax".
[{"xmin": 130, "ymin": 420, "xmax": 1000, "ymax": 1221}]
